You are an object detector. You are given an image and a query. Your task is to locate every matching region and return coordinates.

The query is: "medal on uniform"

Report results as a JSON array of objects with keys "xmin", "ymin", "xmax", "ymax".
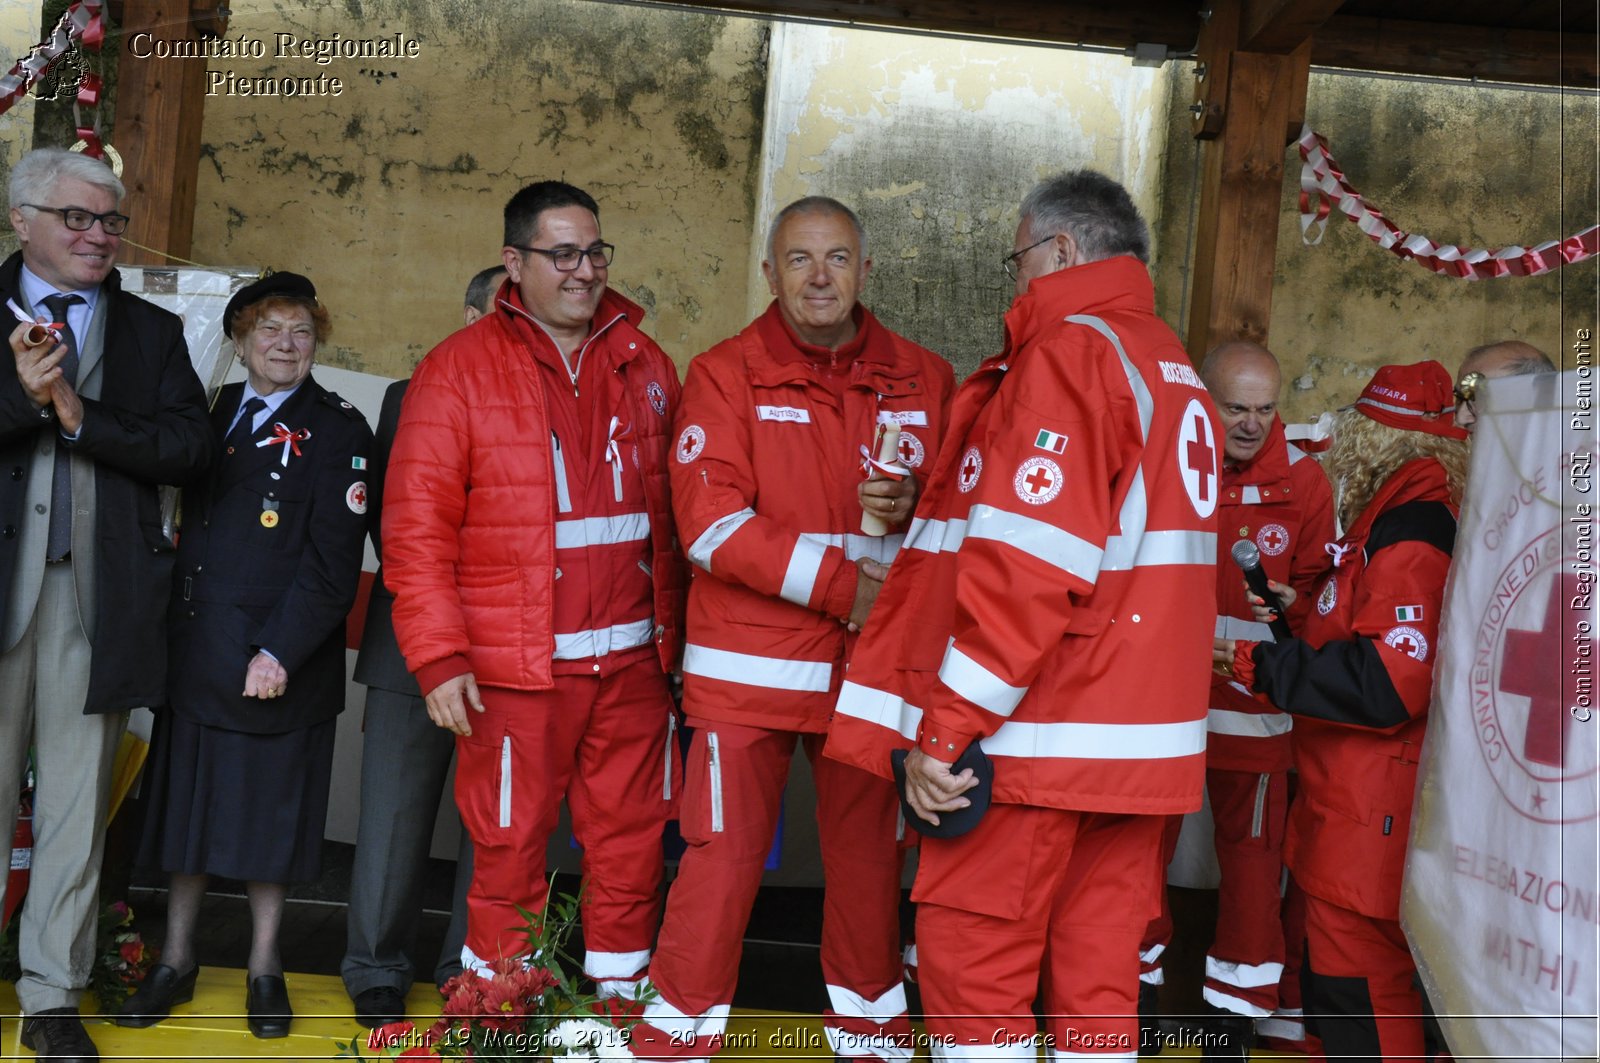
[{"xmin": 261, "ymin": 498, "xmax": 280, "ymax": 528}]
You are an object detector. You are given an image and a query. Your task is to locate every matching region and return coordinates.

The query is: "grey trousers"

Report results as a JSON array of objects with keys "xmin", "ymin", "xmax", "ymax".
[
  {"xmin": 341, "ymin": 686, "xmax": 473, "ymax": 996},
  {"xmin": 0, "ymin": 563, "xmax": 123, "ymax": 1012}
]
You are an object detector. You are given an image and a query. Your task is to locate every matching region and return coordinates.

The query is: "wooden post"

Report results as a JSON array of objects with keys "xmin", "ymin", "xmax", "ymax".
[
  {"xmin": 1183, "ymin": 12, "xmax": 1311, "ymax": 360},
  {"xmin": 110, "ymin": 0, "xmax": 220, "ymax": 265}
]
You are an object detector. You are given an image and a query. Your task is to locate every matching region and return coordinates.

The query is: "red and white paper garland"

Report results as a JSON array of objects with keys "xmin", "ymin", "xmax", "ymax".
[
  {"xmin": 1298, "ymin": 123, "xmax": 1598, "ymax": 280},
  {"xmin": 0, "ymin": 1, "xmax": 107, "ymax": 157}
]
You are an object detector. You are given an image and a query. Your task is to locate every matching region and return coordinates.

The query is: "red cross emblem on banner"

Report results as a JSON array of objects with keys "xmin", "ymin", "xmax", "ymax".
[{"xmin": 1502, "ymin": 573, "xmax": 1592, "ymax": 769}]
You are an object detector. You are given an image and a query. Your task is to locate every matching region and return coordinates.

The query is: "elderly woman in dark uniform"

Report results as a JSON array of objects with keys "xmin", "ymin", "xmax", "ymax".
[{"xmin": 116, "ymin": 273, "xmax": 372, "ymax": 1038}]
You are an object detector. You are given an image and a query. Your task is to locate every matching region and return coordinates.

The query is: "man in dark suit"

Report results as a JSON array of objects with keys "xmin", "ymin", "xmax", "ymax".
[
  {"xmin": 0, "ymin": 148, "xmax": 211, "ymax": 1061},
  {"xmin": 341, "ymin": 265, "xmax": 503, "ymax": 1027}
]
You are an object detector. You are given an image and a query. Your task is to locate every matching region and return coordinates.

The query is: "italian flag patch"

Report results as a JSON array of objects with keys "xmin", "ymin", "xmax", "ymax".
[
  {"xmin": 1034, "ymin": 429, "xmax": 1068, "ymax": 454},
  {"xmin": 1395, "ymin": 605, "xmax": 1423, "ymax": 622}
]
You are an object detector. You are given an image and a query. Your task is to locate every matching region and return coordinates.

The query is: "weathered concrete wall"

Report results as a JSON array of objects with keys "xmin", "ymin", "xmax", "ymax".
[
  {"xmin": 757, "ymin": 25, "xmax": 1170, "ymax": 377},
  {"xmin": 187, "ymin": 0, "xmax": 768, "ymax": 375},
  {"xmin": 1157, "ymin": 68, "xmax": 1599, "ymax": 422},
  {"xmin": 0, "ymin": 1, "xmax": 46, "ymax": 260}
]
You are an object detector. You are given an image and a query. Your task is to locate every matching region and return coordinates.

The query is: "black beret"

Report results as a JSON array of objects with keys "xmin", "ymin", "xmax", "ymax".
[
  {"xmin": 224, "ymin": 271, "xmax": 317, "ymax": 339},
  {"xmin": 891, "ymin": 741, "xmax": 994, "ymax": 840}
]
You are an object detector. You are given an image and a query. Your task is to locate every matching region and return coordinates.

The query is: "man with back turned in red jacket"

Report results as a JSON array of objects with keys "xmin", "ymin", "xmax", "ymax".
[
  {"xmin": 382, "ymin": 181, "xmax": 686, "ymax": 999},
  {"xmin": 630, "ymin": 196, "xmax": 954, "ymax": 1063}
]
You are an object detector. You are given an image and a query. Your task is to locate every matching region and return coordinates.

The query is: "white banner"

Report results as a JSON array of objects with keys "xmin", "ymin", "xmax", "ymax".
[{"xmin": 1404, "ymin": 366, "xmax": 1599, "ymax": 1060}]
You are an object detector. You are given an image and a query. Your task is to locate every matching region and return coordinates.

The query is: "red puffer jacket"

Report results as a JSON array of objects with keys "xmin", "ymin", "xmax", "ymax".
[
  {"xmin": 383, "ymin": 286, "xmax": 686, "ymax": 693},
  {"xmin": 1234, "ymin": 457, "xmax": 1456, "ymax": 918}
]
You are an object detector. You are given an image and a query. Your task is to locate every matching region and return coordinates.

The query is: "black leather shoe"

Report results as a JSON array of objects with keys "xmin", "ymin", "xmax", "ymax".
[
  {"xmin": 246, "ymin": 974, "xmax": 293, "ymax": 1039},
  {"xmin": 20, "ymin": 1007, "xmax": 99, "ymax": 1062},
  {"xmin": 114, "ymin": 963, "xmax": 198, "ymax": 1027},
  {"xmin": 353, "ymin": 984, "xmax": 407, "ymax": 1028}
]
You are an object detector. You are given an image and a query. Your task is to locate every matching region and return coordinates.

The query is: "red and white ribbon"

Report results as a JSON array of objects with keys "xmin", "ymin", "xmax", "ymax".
[
  {"xmin": 0, "ymin": 1, "xmax": 104, "ymax": 131},
  {"xmin": 257, "ymin": 422, "xmax": 311, "ymax": 466},
  {"xmin": 1298, "ymin": 123, "xmax": 1599, "ymax": 280}
]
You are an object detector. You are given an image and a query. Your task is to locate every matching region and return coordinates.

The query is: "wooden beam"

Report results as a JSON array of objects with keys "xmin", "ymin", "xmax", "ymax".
[
  {"xmin": 111, "ymin": 0, "xmax": 211, "ymax": 265},
  {"xmin": 1185, "ymin": 45, "xmax": 1310, "ymax": 359},
  {"xmin": 600, "ymin": 0, "xmax": 1202, "ymax": 51},
  {"xmin": 1315, "ymin": 16, "xmax": 1598, "ymax": 87},
  {"xmin": 1240, "ymin": 0, "xmax": 1342, "ymax": 54}
]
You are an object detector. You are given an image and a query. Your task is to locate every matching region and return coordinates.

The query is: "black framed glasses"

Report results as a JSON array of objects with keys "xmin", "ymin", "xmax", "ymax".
[
  {"xmin": 22, "ymin": 204, "xmax": 130, "ymax": 235},
  {"xmin": 512, "ymin": 242, "xmax": 614, "ymax": 272},
  {"xmin": 1002, "ymin": 235, "xmax": 1053, "ymax": 281}
]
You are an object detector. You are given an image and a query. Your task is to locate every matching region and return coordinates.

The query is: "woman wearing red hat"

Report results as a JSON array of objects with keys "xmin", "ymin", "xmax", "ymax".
[{"xmin": 1219, "ymin": 360, "xmax": 1468, "ymax": 1061}]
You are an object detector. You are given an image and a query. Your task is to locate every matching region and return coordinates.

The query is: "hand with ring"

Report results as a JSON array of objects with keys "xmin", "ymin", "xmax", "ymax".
[{"xmin": 243, "ymin": 650, "xmax": 289, "ymax": 700}]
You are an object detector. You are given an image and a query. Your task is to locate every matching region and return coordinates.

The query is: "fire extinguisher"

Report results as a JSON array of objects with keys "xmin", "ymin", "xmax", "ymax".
[{"xmin": 4, "ymin": 788, "xmax": 31, "ymax": 929}]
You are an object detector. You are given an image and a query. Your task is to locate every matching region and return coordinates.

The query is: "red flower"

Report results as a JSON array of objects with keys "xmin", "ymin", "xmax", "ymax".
[
  {"xmin": 118, "ymin": 941, "xmax": 144, "ymax": 966},
  {"xmin": 368, "ymin": 1020, "xmax": 415, "ymax": 1051}
]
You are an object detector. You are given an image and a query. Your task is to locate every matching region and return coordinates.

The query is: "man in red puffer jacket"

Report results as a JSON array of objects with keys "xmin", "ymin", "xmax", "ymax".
[{"xmin": 383, "ymin": 181, "xmax": 686, "ymax": 1000}]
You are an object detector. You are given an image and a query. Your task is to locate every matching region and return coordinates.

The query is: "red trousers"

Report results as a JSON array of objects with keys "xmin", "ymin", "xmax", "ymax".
[
  {"xmin": 1303, "ymin": 894, "xmax": 1425, "ymax": 1062},
  {"xmin": 915, "ymin": 804, "xmax": 1164, "ymax": 1060},
  {"xmin": 452, "ymin": 657, "xmax": 676, "ymax": 994},
  {"xmin": 1138, "ymin": 767, "xmax": 1288, "ymax": 1017},
  {"xmin": 635, "ymin": 722, "xmax": 909, "ymax": 1062}
]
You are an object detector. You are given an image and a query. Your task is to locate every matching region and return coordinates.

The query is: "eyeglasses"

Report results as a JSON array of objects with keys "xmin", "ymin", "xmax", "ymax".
[
  {"xmin": 22, "ymin": 204, "xmax": 130, "ymax": 235},
  {"xmin": 1453, "ymin": 371, "xmax": 1485, "ymax": 411},
  {"xmin": 512, "ymin": 242, "xmax": 615, "ymax": 272},
  {"xmin": 1002, "ymin": 235, "xmax": 1054, "ymax": 281}
]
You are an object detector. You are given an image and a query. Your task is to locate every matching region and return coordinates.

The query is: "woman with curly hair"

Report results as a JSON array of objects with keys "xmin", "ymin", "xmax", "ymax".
[{"xmin": 1219, "ymin": 360, "xmax": 1468, "ymax": 1061}]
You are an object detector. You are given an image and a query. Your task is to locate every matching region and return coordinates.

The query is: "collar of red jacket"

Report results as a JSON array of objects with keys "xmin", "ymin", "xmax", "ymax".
[
  {"xmin": 492, "ymin": 279, "xmax": 647, "ymax": 357},
  {"xmin": 1224, "ymin": 416, "xmax": 1292, "ymax": 488},
  {"xmin": 1343, "ymin": 455, "xmax": 1454, "ymax": 543},
  {"xmin": 1001, "ymin": 254, "xmax": 1156, "ymax": 357},
  {"xmin": 753, "ymin": 299, "xmax": 897, "ymax": 369}
]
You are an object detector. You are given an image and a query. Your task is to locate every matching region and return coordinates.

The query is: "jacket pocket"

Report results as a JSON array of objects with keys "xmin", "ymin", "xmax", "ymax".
[{"xmin": 708, "ymin": 731, "xmax": 724, "ymax": 833}]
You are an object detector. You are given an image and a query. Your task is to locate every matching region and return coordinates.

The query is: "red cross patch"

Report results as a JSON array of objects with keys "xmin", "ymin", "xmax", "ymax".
[
  {"xmin": 1317, "ymin": 577, "xmax": 1338, "ymax": 616},
  {"xmin": 1013, "ymin": 456, "xmax": 1063, "ymax": 505},
  {"xmin": 346, "ymin": 481, "xmax": 368, "ymax": 515},
  {"xmin": 676, "ymin": 424, "xmax": 706, "ymax": 464},
  {"xmin": 1257, "ymin": 522, "xmax": 1290, "ymax": 557},
  {"xmin": 1383, "ymin": 624, "xmax": 1428, "ymax": 661},
  {"xmin": 646, "ymin": 381, "xmax": 668, "ymax": 417},
  {"xmin": 1176, "ymin": 398, "xmax": 1218, "ymax": 519},
  {"xmin": 958, "ymin": 446, "xmax": 983, "ymax": 493},
  {"xmin": 897, "ymin": 431, "xmax": 926, "ymax": 469}
]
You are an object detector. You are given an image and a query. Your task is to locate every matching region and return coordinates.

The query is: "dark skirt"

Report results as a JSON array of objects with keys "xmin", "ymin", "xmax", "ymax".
[{"xmin": 138, "ymin": 711, "xmax": 337, "ymax": 884}]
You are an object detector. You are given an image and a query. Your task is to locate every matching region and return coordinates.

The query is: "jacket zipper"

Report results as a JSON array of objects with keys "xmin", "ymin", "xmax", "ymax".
[
  {"xmin": 708, "ymin": 731, "xmax": 724, "ymax": 833},
  {"xmin": 1251, "ymin": 772, "xmax": 1269, "ymax": 838},
  {"xmin": 551, "ymin": 431, "xmax": 573, "ymax": 513},
  {"xmin": 663, "ymin": 710, "xmax": 676, "ymax": 800},
  {"xmin": 499, "ymin": 736, "xmax": 513, "ymax": 828}
]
